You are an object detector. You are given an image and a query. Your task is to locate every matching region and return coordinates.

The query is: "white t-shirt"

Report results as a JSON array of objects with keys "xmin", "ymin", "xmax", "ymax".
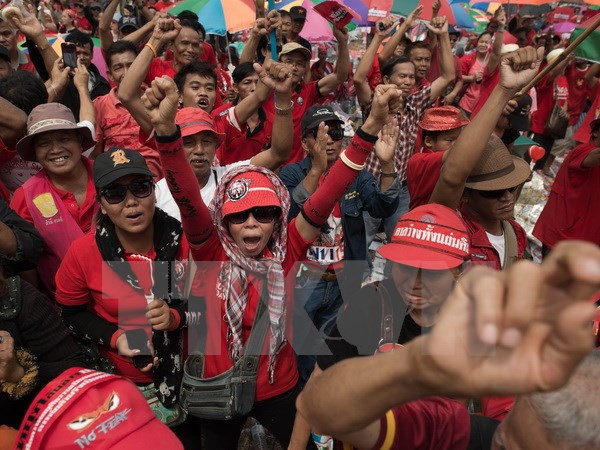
[
  {"xmin": 155, "ymin": 160, "xmax": 251, "ymax": 221},
  {"xmin": 486, "ymin": 231, "xmax": 506, "ymax": 268}
]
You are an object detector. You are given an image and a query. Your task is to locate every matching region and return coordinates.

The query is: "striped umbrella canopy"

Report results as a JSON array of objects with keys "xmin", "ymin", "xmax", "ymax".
[
  {"xmin": 370, "ymin": 0, "xmax": 457, "ymax": 25},
  {"xmin": 462, "ymin": 3, "xmax": 488, "ymax": 33},
  {"xmin": 450, "ymin": 3, "xmax": 477, "ymax": 28},
  {"xmin": 169, "ymin": 0, "xmax": 256, "ymax": 35}
]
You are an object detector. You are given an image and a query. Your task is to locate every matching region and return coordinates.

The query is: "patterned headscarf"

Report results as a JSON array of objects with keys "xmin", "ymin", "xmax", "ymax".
[{"xmin": 209, "ymin": 165, "xmax": 291, "ymax": 381}]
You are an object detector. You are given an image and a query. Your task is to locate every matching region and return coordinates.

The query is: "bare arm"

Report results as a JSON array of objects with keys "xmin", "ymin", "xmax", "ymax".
[
  {"xmin": 585, "ymin": 63, "xmax": 599, "ymax": 89},
  {"xmin": 487, "ymin": 7, "xmax": 506, "ymax": 73},
  {"xmin": 428, "ymin": 17, "xmax": 455, "ymax": 102},
  {"xmin": 73, "ymin": 62, "xmax": 95, "ymax": 126},
  {"xmin": 99, "ymin": 0, "xmax": 120, "ymax": 52},
  {"xmin": 118, "ymin": 17, "xmax": 181, "ymax": 134},
  {"xmin": 353, "ymin": 16, "xmax": 396, "ymax": 105},
  {"xmin": 378, "ymin": 6, "xmax": 423, "ymax": 65},
  {"xmin": 248, "ymin": 61, "xmax": 294, "ymax": 170},
  {"xmin": 430, "ymin": 47, "xmax": 543, "ymax": 209},
  {"xmin": 10, "ymin": 13, "xmax": 58, "ymax": 76},
  {"xmin": 239, "ymin": 12, "xmax": 280, "ymax": 64},
  {"xmin": 317, "ymin": 26, "xmax": 349, "ymax": 96}
]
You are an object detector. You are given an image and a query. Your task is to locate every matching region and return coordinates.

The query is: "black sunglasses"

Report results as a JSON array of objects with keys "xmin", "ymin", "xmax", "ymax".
[
  {"xmin": 225, "ymin": 206, "xmax": 280, "ymax": 225},
  {"xmin": 476, "ymin": 185, "xmax": 519, "ymax": 199},
  {"xmin": 100, "ymin": 180, "xmax": 154, "ymax": 204},
  {"xmin": 311, "ymin": 126, "xmax": 344, "ymax": 141}
]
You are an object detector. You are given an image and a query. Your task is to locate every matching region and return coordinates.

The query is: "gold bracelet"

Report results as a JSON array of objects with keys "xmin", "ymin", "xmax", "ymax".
[
  {"xmin": 145, "ymin": 42, "xmax": 158, "ymax": 58},
  {"xmin": 339, "ymin": 150, "xmax": 365, "ymax": 171}
]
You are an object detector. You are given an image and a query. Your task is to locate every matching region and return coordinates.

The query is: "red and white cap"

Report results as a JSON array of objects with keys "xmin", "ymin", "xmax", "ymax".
[
  {"xmin": 222, "ymin": 171, "xmax": 282, "ymax": 217},
  {"xmin": 13, "ymin": 368, "xmax": 183, "ymax": 450},
  {"xmin": 378, "ymin": 204, "xmax": 470, "ymax": 270}
]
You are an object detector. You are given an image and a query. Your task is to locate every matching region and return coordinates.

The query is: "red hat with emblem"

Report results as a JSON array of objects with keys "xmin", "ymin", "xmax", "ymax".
[
  {"xmin": 418, "ymin": 106, "xmax": 469, "ymax": 132},
  {"xmin": 222, "ymin": 171, "xmax": 282, "ymax": 217},
  {"xmin": 378, "ymin": 204, "xmax": 470, "ymax": 270},
  {"xmin": 12, "ymin": 368, "xmax": 183, "ymax": 450}
]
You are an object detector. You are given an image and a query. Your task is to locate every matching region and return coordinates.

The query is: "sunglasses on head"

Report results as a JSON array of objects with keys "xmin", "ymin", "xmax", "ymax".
[
  {"xmin": 476, "ymin": 185, "xmax": 519, "ymax": 199},
  {"xmin": 225, "ymin": 206, "xmax": 280, "ymax": 225},
  {"xmin": 311, "ymin": 126, "xmax": 344, "ymax": 141},
  {"xmin": 100, "ymin": 179, "xmax": 154, "ymax": 204}
]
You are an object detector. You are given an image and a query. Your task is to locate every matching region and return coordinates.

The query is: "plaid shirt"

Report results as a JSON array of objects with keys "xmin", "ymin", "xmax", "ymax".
[{"xmin": 365, "ymin": 85, "xmax": 432, "ymax": 182}]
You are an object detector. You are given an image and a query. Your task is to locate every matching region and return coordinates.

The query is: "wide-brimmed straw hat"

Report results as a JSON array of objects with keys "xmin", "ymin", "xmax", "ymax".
[
  {"xmin": 465, "ymin": 134, "xmax": 531, "ymax": 191},
  {"xmin": 16, "ymin": 103, "xmax": 96, "ymax": 162}
]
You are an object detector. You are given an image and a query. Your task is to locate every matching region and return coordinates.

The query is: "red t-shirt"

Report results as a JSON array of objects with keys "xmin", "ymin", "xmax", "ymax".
[
  {"xmin": 533, "ymin": 143, "xmax": 600, "ymax": 248},
  {"xmin": 407, "ymin": 150, "xmax": 444, "ymax": 211},
  {"xmin": 144, "ymin": 58, "xmax": 176, "ymax": 86},
  {"xmin": 94, "ymin": 89, "xmax": 164, "ymax": 179},
  {"xmin": 565, "ymin": 64, "xmax": 592, "ymax": 126},
  {"xmin": 153, "ymin": 1, "xmax": 172, "ymax": 11},
  {"xmin": 189, "ymin": 220, "xmax": 311, "ymax": 401},
  {"xmin": 574, "ymin": 83, "xmax": 600, "ymax": 144},
  {"xmin": 213, "ymin": 106, "xmax": 271, "ymax": 165},
  {"xmin": 10, "ymin": 159, "xmax": 97, "ymax": 233},
  {"xmin": 530, "ymin": 72, "xmax": 568, "ymax": 135},
  {"xmin": 55, "ymin": 232, "xmax": 189, "ymax": 383},
  {"xmin": 336, "ymin": 397, "xmax": 470, "ymax": 450},
  {"xmin": 262, "ymin": 82, "xmax": 321, "ymax": 164},
  {"xmin": 470, "ymin": 66, "xmax": 500, "ymax": 118}
]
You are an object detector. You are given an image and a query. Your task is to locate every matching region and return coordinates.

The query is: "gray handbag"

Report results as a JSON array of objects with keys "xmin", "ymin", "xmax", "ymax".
[{"xmin": 180, "ymin": 290, "xmax": 269, "ymax": 420}]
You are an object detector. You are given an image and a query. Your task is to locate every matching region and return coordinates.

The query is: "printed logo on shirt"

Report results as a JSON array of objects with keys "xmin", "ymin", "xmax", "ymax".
[
  {"xmin": 32, "ymin": 192, "xmax": 58, "ymax": 218},
  {"xmin": 111, "ymin": 149, "xmax": 130, "ymax": 166},
  {"xmin": 471, "ymin": 253, "xmax": 487, "ymax": 260},
  {"xmin": 297, "ymin": 96, "xmax": 304, "ymax": 105},
  {"xmin": 227, "ymin": 178, "xmax": 250, "ymax": 201}
]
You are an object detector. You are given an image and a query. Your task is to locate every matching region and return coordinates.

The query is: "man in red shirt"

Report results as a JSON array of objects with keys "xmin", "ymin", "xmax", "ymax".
[
  {"xmin": 262, "ymin": 26, "xmax": 350, "ymax": 164},
  {"xmin": 93, "ymin": 40, "xmax": 163, "ymax": 178},
  {"xmin": 407, "ymin": 106, "xmax": 469, "ymax": 210},
  {"xmin": 533, "ymin": 119, "xmax": 600, "ymax": 254}
]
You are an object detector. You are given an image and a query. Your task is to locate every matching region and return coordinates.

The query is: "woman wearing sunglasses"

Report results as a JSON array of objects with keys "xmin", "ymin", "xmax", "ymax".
[
  {"xmin": 143, "ymin": 75, "xmax": 401, "ymax": 449},
  {"xmin": 55, "ymin": 147, "xmax": 200, "ymax": 446}
]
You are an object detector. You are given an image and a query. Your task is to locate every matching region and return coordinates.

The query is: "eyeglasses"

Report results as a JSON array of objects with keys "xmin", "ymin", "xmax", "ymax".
[
  {"xmin": 311, "ymin": 126, "xmax": 344, "ymax": 141},
  {"xmin": 476, "ymin": 185, "xmax": 519, "ymax": 199},
  {"xmin": 225, "ymin": 206, "xmax": 280, "ymax": 225},
  {"xmin": 100, "ymin": 180, "xmax": 154, "ymax": 204}
]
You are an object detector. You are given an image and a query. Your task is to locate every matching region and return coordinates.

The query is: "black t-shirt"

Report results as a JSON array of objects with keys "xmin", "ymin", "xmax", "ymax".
[
  {"xmin": 317, "ymin": 279, "xmax": 432, "ymax": 371},
  {"xmin": 501, "ymin": 127, "xmax": 521, "ymax": 148}
]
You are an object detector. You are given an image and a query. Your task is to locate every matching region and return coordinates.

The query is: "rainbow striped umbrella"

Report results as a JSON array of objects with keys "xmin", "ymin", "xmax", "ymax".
[
  {"xmin": 169, "ymin": 0, "xmax": 256, "ymax": 35},
  {"xmin": 462, "ymin": 3, "xmax": 488, "ymax": 33}
]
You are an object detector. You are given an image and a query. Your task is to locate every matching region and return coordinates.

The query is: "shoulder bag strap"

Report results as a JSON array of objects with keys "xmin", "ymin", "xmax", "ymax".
[
  {"xmin": 502, "ymin": 220, "xmax": 519, "ymax": 269},
  {"xmin": 236, "ymin": 283, "xmax": 271, "ymax": 375}
]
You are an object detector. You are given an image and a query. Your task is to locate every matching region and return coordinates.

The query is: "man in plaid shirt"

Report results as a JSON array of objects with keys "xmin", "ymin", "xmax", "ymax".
[{"xmin": 363, "ymin": 16, "xmax": 456, "ymax": 242}]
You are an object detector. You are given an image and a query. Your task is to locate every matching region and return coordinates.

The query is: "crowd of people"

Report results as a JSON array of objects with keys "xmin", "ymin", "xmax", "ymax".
[{"xmin": 0, "ymin": 0, "xmax": 599, "ymax": 449}]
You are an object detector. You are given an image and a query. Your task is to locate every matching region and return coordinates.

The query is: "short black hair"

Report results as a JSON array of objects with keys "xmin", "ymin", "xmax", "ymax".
[
  {"xmin": 65, "ymin": 30, "xmax": 94, "ymax": 49},
  {"xmin": 106, "ymin": 40, "xmax": 139, "ymax": 69},
  {"xmin": 0, "ymin": 71, "xmax": 48, "ymax": 114},
  {"xmin": 232, "ymin": 62, "xmax": 256, "ymax": 84},
  {"xmin": 280, "ymin": 10, "xmax": 291, "ymax": 19},
  {"xmin": 477, "ymin": 31, "xmax": 493, "ymax": 42},
  {"xmin": 381, "ymin": 55, "xmax": 414, "ymax": 79},
  {"xmin": 174, "ymin": 61, "xmax": 217, "ymax": 91},
  {"xmin": 178, "ymin": 18, "xmax": 204, "ymax": 39},
  {"xmin": 406, "ymin": 40, "xmax": 430, "ymax": 57},
  {"xmin": 422, "ymin": 129, "xmax": 444, "ymax": 142}
]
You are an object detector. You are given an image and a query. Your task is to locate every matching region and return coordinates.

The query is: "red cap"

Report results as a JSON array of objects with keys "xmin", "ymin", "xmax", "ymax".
[
  {"xmin": 418, "ymin": 106, "xmax": 469, "ymax": 132},
  {"xmin": 378, "ymin": 204, "xmax": 470, "ymax": 270},
  {"xmin": 176, "ymin": 107, "xmax": 224, "ymax": 145},
  {"xmin": 222, "ymin": 171, "xmax": 281, "ymax": 217},
  {"xmin": 13, "ymin": 368, "xmax": 183, "ymax": 450}
]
